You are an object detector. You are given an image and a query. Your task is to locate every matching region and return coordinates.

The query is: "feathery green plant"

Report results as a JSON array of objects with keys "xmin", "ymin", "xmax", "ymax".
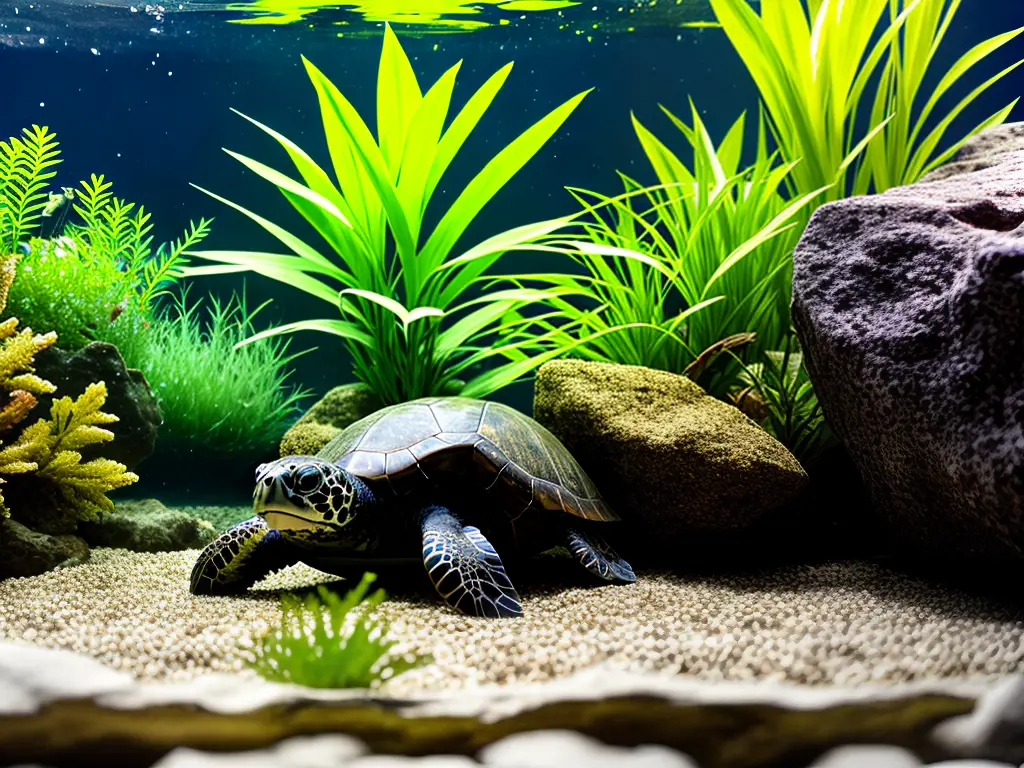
[
  {"xmin": 184, "ymin": 24, "xmax": 590, "ymax": 405},
  {"xmin": 708, "ymin": 0, "xmax": 1023, "ymax": 204},
  {"xmin": 136, "ymin": 289, "xmax": 309, "ymax": 457},
  {"xmin": 0, "ymin": 126, "xmax": 61, "ymax": 254},
  {"xmin": 9, "ymin": 174, "xmax": 213, "ymax": 352},
  {"xmin": 251, "ymin": 573, "xmax": 426, "ymax": 689},
  {"xmin": 524, "ymin": 105, "xmax": 822, "ymax": 394}
]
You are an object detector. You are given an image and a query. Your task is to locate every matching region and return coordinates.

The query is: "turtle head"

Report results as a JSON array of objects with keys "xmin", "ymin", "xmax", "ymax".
[{"xmin": 253, "ymin": 457, "xmax": 359, "ymax": 537}]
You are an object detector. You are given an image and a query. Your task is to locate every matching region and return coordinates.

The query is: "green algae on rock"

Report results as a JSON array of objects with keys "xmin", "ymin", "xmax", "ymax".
[
  {"xmin": 533, "ymin": 360, "xmax": 807, "ymax": 547},
  {"xmin": 278, "ymin": 383, "xmax": 383, "ymax": 458},
  {"xmin": 78, "ymin": 499, "xmax": 216, "ymax": 553}
]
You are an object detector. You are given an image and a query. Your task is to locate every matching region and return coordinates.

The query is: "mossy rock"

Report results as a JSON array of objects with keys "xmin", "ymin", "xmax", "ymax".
[
  {"xmin": 533, "ymin": 360, "xmax": 807, "ymax": 555},
  {"xmin": 279, "ymin": 383, "xmax": 384, "ymax": 457},
  {"xmin": 279, "ymin": 381, "xmax": 466, "ymax": 458},
  {"xmin": 78, "ymin": 499, "xmax": 217, "ymax": 552},
  {"xmin": 0, "ymin": 518, "xmax": 90, "ymax": 579}
]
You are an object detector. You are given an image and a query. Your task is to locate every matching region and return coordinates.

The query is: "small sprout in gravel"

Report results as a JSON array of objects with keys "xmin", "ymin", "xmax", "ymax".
[{"xmin": 251, "ymin": 572, "xmax": 427, "ymax": 689}]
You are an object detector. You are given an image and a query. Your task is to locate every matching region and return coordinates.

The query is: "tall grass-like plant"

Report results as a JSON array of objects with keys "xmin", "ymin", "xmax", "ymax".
[
  {"xmin": 524, "ymin": 105, "xmax": 823, "ymax": 393},
  {"xmin": 185, "ymin": 24, "xmax": 589, "ymax": 405},
  {"xmin": 732, "ymin": 330, "xmax": 836, "ymax": 465},
  {"xmin": 135, "ymin": 289, "xmax": 309, "ymax": 457},
  {"xmin": 708, "ymin": 0, "xmax": 1023, "ymax": 203}
]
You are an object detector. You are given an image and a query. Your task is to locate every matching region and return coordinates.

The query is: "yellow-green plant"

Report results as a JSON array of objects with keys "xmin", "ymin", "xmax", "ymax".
[
  {"xmin": 522, "ymin": 105, "xmax": 822, "ymax": 394},
  {"xmin": 0, "ymin": 126, "xmax": 60, "ymax": 255},
  {"xmin": 251, "ymin": 573, "xmax": 425, "ymax": 689},
  {"xmin": 0, "ymin": 381, "xmax": 138, "ymax": 520},
  {"xmin": 185, "ymin": 24, "xmax": 589, "ymax": 404},
  {"xmin": 709, "ymin": 0, "xmax": 1023, "ymax": 203}
]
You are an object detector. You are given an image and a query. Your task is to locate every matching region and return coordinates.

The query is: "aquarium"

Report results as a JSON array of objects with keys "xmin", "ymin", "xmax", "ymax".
[{"xmin": 1, "ymin": 1, "xmax": 1024, "ymax": 765}]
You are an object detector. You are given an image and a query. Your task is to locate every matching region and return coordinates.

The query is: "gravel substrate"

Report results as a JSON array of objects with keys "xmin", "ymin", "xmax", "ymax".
[{"xmin": 1, "ymin": 544, "xmax": 1022, "ymax": 693}]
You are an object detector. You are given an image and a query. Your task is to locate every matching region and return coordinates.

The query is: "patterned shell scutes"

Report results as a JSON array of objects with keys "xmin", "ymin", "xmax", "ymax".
[{"xmin": 315, "ymin": 397, "xmax": 617, "ymax": 522}]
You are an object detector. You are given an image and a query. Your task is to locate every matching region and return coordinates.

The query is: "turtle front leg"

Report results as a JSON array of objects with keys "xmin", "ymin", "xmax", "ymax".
[
  {"xmin": 420, "ymin": 505, "xmax": 522, "ymax": 618},
  {"xmin": 565, "ymin": 525, "xmax": 637, "ymax": 583},
  {"xmin": 190, "ymin": 517, "xmax": 298, "ymax": 596}
]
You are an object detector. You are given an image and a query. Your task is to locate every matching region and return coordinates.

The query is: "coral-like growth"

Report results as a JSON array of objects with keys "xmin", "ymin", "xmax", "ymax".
[
  {"xmin": 0, "ymin": 253, "xmax": 57, "ymax": 515},
  {"xmin": 1, "ymin": 382, "xmax": 139, "ymax": 520}
]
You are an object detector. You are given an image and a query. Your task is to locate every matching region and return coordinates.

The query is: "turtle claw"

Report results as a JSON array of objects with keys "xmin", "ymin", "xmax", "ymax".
[
  {"xmin": 190, "ymin": 517, "xmax": 297, "ymax": 596},
  {"xmin": 567, "ymin": 527, "xmax": 636, "ymax": 583},
  {"xmin": 420, "ymin": 505, "xmax": 522, "ymax": 618}
]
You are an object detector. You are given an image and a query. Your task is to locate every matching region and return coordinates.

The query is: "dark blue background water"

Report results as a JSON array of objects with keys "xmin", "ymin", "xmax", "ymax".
[{"xmin": 3, "ymin": 0, "xmax": 1023, "ymax": 485}]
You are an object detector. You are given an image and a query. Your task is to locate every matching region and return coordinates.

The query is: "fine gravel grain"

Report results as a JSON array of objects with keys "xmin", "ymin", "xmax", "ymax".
[{"xmin": 0, "ymin": 547, "xmax": 1022, "ymax": 693}]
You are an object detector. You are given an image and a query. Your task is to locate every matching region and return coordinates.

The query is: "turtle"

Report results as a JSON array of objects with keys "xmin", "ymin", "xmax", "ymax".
[{"xmin": 189, "ymin": 397, "xmax": 635, "ymax": 617}]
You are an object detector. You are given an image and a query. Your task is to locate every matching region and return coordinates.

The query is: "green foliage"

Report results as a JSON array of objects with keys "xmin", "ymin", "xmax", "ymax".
[
  {"xmin": 185, "ymin": 24, "xmax": 589, "ymax": 405},
  {"xmin": 135, "ymin": 289, "xmax": 309, "ymax": 456},
  {"xmin": 708, "ymin": 0, "xmax": 1023, "ymax": 204},
  {"xmin": 0, "ymin": 126, "xmax": 61, "ymax": 254},
  {"xmin": 526, "ymin": 105, "xmax": 821, "ymax": 394},
  {"xmin": 251, "ymin": 573, "xmax": 426, "ymax": 689},
  {"xmin": 732, "ymin": 332, "xmax": 836, "ymax": 465},
  {"xmin": 4, "ymin": 142, "xmax": 303, "ymax": 459},
  {"xmin": 9, "ymin": 173, "xmax": 213, "ymax": 352}
]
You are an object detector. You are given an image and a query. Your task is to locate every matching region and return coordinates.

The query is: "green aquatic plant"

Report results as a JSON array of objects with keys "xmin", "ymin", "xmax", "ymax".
[
  {"xmin": 0, "ymin": 126, "xmax": 60, "ymax": 255},
  {"xmin": 709, "ymin": 0, "xmax": 1023, "ymax": 203},
  {"xmin": 731, "ymin": 331, "xmax": 836, "ymax": 465},
  {"xmin": 136, "ymin": 289, "xmax": 309, "ymax": 458},
  {"xmin": 185, "ymin": 24, "xmax": 589, "ymax": 404},
  {"xmin": 525, "ymin": 105, "xmax": 822, "ymax": 394},
  {"xmin": 251, "ymin": 573, "xmax": 425, "ymax": 689},
  {"xmin": 9, "ymin": 173, "xmax": 212, "ymax": 353}
]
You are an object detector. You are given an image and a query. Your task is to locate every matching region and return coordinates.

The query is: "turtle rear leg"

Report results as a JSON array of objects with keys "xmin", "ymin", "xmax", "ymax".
[
  {"xmin": 420, "ymin": 505, "xmax": 522, "ymax": 618},
  {"xmin": 190, "ymin": 517, "xmax": 298, "ymax": 595},
  {"xmin": 566, "ymin": 526, "xmax": 636, "ymax": 583}
]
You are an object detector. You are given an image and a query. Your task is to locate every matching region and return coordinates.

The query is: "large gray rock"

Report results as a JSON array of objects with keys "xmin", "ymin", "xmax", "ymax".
[
  {"xmin": 533, "ymin": 360, "xmax": 807, "ymax": 551},
  {"xmin": 792, "ymin": 141, "xmax": 1024, "ymax": 565},
  {"xmin": 34, "ymin": 341, "xmax": 162, "ymax": 471},
  {"xmin": 0, "ymin": 641, "xmax": 1018, "ymax": 767},
  {"xmin": 922, "ymin": 122, "xmax": 1024, "ymax": 182}
]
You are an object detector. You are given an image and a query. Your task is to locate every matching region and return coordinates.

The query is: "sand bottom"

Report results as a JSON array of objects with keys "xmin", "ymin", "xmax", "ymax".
[{"xmin": 0, "ymin": 546, "xmax": 1022, "ymax": 695}]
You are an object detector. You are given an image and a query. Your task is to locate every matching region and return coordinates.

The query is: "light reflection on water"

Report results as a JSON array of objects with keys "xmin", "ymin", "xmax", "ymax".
[{"xmin": 1, "ymin": 0, "xmax": 717, "ymax": 56}]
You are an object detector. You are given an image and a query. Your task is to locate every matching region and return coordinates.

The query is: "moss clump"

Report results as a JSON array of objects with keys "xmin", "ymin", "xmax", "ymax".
[
  {"xmin": 279, "ymin": 383, "xmax": 383, "ymax": 457},
  {"xmin": 533, "ymin": 359, "xmax": 807, "ymax": 548}
]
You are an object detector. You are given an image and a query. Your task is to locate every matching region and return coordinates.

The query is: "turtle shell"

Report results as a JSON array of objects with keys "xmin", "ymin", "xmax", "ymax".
[{"xmin": 317, "ymin": 397, "xmax": 616, "ymax": 523}]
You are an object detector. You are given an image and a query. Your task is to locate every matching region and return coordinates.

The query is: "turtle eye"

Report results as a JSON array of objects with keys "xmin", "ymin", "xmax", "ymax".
[{"xmin": 294, "ymin": 465, "xmax": 322, "ymax": 494}]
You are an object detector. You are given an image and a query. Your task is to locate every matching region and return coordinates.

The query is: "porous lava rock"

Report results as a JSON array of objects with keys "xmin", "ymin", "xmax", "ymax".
[
  {"xmin": 791, "ymin": 138, "xmax": 1024, "ymax": 565},
  {"xmin": 78, "ymin": 499, "xmax": 217, "ymax": 552},
  {"xmin": 34, "ymin": 341, "xmax": 162, "ymax": 471},
  {"xmin": 532, "ymin": 360, "xmax": 807, "ymax": 553},
  {"xmin": 921, "ymin": 121, "xmax": 1024, "ymax": 182},
  {"xmin": 279, "ymin": 383, "xmax": 383, "ymax": 457}
]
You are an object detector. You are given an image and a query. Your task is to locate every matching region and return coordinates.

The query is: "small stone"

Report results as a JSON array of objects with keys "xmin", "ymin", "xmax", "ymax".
[
  {"xmin": 807, "ymin": 745, "xmax": 921, "ymax": 767},
  {"xmin": 479, "ymin": 730, "xmax": 699, "ymax": 767}
]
